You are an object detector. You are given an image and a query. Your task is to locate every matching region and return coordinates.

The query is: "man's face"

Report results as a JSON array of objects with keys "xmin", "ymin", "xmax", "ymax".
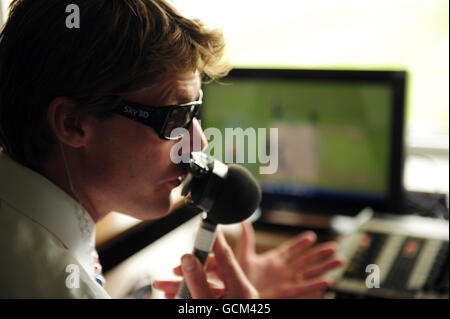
[{"xmin": 81, "ymin": 71, "xmax": 206, "ymax": 220}]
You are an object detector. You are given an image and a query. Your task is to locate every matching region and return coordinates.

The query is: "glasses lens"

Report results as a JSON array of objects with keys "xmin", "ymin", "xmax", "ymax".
[{"xmin": 164, "ymin": 105, "xmax": 196, "ymax": 139}]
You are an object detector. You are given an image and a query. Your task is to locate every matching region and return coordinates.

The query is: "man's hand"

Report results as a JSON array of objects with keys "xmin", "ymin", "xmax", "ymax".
[
  {"xmin": 235, "ymin": 221, "xmax": 345, "ymax": 299},
  {"xmin": 153, "ymin": 229, "xmax": 259, "ymax": 299}
]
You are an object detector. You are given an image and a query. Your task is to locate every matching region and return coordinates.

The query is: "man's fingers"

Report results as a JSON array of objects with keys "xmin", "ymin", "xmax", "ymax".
[
  {"xmin": 165, "ymin": 292, "xmax": 176, "ymax": 299},
  {"xmin": 153, "ymin": 280, "xmax": 180, "ymax": 294},
  {"xmin": 302, "ymin": 257, "xmax": 346, "ymax": 279},
  {"xmin": 206, "ymin": 255, "xmax": 217, "ymax": 272},
  {"xmin": 236, "ymin": 221, "xmax": 256, "ymax": 261},
  {"xmin": 154, "ymin": 278, "xmax": 224, "ymax": 299},
  {"xmin": 166, "ymin": 288, "xmax": 222, "ymax": 299},
  {"xmin": 291, "ymin": 242, "xmax": 338, "ymax": 269},
  {"xmin": 181, "ymin": 254, "xmax": 214, "ymax": 299},
  {"xmin": 213, "ymin": 229, "xmax": 258, "ymax": 298},
  {"xmin": 173, "ymin": 265, "xmax": 183, "ymax": 276},
  {"xmin": 173, "ymin": 255, "xmax": 217, "ymax": 276},
  {"xmin": 277, "ymin": 231, "xmax": 317, "ymax": 262}
]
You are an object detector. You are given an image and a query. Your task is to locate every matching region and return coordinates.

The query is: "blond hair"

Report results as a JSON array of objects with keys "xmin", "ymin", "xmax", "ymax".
[{"xmin": 0, "ymin": 0, "xmax": 229, "ymax": 172}]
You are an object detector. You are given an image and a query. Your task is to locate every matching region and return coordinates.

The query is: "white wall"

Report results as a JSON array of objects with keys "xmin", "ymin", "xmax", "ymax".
[
  {"xmin": 173, "ymin": 0, "xmax": 449, "ymax": 145},
  {"xmin": 0, "ymin": 1, "xmax": 4, "ymax": 27},
  {"xmin": 0, "ymin": 0, "xmax": 12, "ymax": 27}
]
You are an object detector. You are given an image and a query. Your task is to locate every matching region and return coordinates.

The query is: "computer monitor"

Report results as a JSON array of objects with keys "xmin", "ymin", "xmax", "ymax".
[{"xmin": 200, "ymin": 68, "xmax": 406, "ymax": 216}]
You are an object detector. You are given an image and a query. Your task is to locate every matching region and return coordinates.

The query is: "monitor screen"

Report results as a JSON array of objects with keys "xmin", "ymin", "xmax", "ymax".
[{"xmin": 201, "ymin": 69, "xmax": 406, "ymax": 215}]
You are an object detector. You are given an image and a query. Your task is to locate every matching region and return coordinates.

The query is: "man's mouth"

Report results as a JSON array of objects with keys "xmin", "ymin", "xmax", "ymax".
[{"xmin": 165, "ymin": 175, "xmax": 185, "ymax": 188}]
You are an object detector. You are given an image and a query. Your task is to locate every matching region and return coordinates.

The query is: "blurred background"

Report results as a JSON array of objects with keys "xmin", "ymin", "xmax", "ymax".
[
  {"xmin": 170, "ymin": 0, "xmax": 449, "ymax": 195},
  {"xmin": 1, "ymin": 0, "xmax": 447, "ymax": 192},
  {"xmin": 2, "ymin": 0, "xmax": 448, "ymax": 139},
  {"xmin": 173, "ymin": 0, "xmax": 449, "ymax": 145}
]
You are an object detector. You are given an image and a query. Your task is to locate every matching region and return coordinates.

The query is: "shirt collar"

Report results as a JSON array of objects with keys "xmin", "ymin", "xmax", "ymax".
[{"xmin": 0, "ymin": 153, "xmax": 97, "ymax": 278}]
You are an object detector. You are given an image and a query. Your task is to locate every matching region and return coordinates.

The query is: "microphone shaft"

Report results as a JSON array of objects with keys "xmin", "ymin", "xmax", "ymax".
[{"xmin": 175, "ymin": 217, "xmax": 217, "ymax": 299}]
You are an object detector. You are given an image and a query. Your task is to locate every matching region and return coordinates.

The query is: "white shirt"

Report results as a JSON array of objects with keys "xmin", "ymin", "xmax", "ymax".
[{"xmin": 0, "ymin": 153, "xmax": 110, "ymax": 298}]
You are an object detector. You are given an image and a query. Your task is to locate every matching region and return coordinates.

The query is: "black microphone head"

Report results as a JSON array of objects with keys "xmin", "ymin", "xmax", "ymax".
[{"xmin": 207, "ymin": 164, "xmax": 262, "ymax": 224}]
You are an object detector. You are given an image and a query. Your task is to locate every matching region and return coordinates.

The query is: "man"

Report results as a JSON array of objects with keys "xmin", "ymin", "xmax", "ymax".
[{"xmin": 0, "ymin": 0, "xmax": 343, "ymax": 298}]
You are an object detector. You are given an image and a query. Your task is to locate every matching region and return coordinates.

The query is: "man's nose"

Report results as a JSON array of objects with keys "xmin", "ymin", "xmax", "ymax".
[{"xmin": 189, "ymin": 118, "xmax": 208, "ymax": 152}]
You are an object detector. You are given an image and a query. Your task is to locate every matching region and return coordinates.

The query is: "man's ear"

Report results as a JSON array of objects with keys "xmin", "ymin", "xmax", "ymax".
[{"xmin": 47, "ymin": 97, "xmax": 90, "ymax": 148}]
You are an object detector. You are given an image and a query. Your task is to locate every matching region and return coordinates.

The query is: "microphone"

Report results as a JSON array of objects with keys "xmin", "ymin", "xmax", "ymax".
[{"xmin": 175, "ymin": 152, "xmax": 261, "ymax": 299}]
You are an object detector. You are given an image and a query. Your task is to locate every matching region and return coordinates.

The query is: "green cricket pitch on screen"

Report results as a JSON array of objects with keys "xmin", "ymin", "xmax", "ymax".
[{"xmin": 201, "ymin": 78, "xmax": 391, "ymax": 200}]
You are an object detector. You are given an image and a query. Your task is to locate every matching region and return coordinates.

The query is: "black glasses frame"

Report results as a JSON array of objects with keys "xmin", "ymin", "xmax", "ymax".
[{"xmin": 112, "ymin": 90, "xmax": 203, "ymax": 140}]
